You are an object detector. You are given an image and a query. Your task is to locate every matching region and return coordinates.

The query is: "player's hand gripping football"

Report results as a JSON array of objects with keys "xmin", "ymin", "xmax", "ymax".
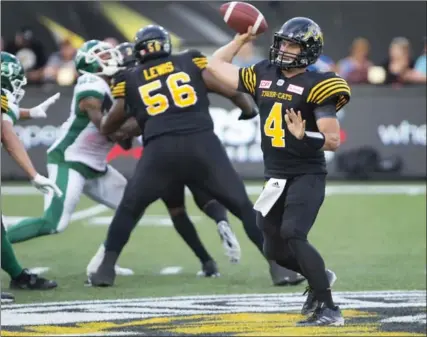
[
  {"xmin": 234, "ymin": 26, "xmax": 256, "ymax": 46},
  {"xmin": 29, "ymin": 92, "xmax": 61, "ymax": 118},
  {"xmin": 31, "ymin": 173, "xmax": 63, "ymax": 198},
  {"xmin": 285, "ymin": 108, "xmax": 306, "ymax": 140}
]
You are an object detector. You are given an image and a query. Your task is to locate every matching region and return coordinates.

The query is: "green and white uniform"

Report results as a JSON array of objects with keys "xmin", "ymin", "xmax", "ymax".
[{"xmin": 7, "ymin": 74, "xmax": 128, "ymax": 242}]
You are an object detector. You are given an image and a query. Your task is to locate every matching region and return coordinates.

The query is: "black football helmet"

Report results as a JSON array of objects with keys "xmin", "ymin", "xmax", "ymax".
[
  {"xmin": 116, "ymin": 42, "xmax": 136, "ymax": 67},
  {"xmin": 134, "ymin": 25, "xmax": 171, "ymax": 63},
  {"xmin": 269, "ymin": 17, "xmax": 323, "ymax": 70}
]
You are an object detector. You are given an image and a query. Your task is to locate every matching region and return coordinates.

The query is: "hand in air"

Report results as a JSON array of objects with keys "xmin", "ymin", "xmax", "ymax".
[
  {"xmin": 29, "ymin": 92, "xmax": 61, "ymax": 118},
  {"xmin": 234, "ymin": 26, "xmax": 257, "ymax": 46},
  {"xmin": 284, "ymin": 108, "xmax": 306, "ymax": 140}
]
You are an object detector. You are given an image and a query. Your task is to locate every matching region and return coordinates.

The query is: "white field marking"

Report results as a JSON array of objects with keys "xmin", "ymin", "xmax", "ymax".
[
  {"xmin": 27, "ymin": 267, "xmax": 50, "ymax": 275},
  {"xmin": 88, "ymin": 215, "xmax": 203, "ymax": 227},
  {"xmin": 70, "ymin": 205, "xmax": 109, "ymax": 222},
  {"xmin": 3, "ymin": 205, "xmax": 109, "ymax": 227},
  {"xmin": 160, "ymin": 266, "xmax": 183, "ymax": 275},
  {"xmin": 381, "ymin": 314, "xmax": 427, "ymax": 324},
  {"xmin": 2, "ymin": 184, "xmax": 426, "ymax": 197}
]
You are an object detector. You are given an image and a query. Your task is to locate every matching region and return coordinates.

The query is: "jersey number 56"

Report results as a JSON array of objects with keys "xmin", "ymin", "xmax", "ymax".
[{"xmin": 138, "ymin": 71, "xmax": 198, "ymax": 116}]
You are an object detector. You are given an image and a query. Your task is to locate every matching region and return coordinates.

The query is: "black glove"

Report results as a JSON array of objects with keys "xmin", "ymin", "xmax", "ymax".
[
  {"xmin": 238, "ymin": 106, "xmax": 259, "ymax": 120},
  {"xmin": 118, "ymin": 138, "xmax": 133, "ymax": 150}
]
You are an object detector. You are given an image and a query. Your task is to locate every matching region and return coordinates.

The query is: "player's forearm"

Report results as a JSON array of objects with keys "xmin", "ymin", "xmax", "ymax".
[
  {"xmin": 1, "ymin": 122, "xmax": 37, "ymax": 179},
  {"xmin": 231, "ymin": 92, "xmax": 257, "ymax": 117},
  {"xmin": 321, "ymin": 132, "xmax": 340, "ymax": 152},
  {"xmin": 117, "ymin": 117, "xmax": 142, "ymax": 137},
  {"xmin": 212, "ymin": 39, "xmax": 244, "ymax": 63}
]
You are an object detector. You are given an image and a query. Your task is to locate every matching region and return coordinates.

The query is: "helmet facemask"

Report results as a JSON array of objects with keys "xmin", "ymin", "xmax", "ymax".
[
  {"xmin": 78, "ymin": 42, "xmax": 124, "ymax": 77},
  {"xmin": 1, "ymin": 62, "xmax": 27, "ymax": 103},
  {"xmin": 269, "ymin": 34, "xmax": 310, "ymax": 70}
]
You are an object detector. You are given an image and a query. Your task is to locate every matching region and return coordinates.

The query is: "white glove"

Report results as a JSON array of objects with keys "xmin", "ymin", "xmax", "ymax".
[
  {"xmin": 29, "ymin": 92, "xmax": 61, "ymax": 118},
  {"xmin": 31, "ymin": 173, "xmax": 63, "ymax": 198}
]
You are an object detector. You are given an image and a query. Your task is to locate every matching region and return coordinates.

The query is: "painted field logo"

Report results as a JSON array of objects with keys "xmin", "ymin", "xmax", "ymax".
[{"xmin": 1, "ymin": 290, "xmax": 426, "ymax": 336}]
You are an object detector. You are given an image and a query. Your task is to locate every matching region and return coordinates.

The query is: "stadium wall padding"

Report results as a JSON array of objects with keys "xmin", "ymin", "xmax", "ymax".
[{"xmin": 2, "ymin": 85, "xmax": 425, "ymax": 181}]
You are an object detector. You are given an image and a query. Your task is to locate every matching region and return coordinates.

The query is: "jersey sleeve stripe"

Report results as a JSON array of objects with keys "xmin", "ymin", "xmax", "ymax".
[
  {"xmin": 1, "ymin": 95, "xmax": 8, "ymax": 113},
  {"xmin": 315, "ymin": 85, "xmax": 351, "ymax": 105},
  {"xmin": 336, "ymin": 96, "xmax": 349, "ymax": 111},
  {"xmin": 241, "ymin": 66, "xmax": 256, "ymax": 95},
  {"xmin": 111, "ymin": 81, "xmax": 126, "ymax": 98},
  {"xmin": 307, "ymin": 78, "xmax": 349, "ymax": 103},
  {"xmin": 193, "ymin": 57, "xmax": 208, "ymax": 69}
]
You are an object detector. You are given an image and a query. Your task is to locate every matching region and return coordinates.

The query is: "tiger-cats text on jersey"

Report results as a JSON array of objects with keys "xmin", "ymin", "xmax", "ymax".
[
  {"xmin": 238, "ymin": 60, "xmax": 351, "ymax": 178},
  {"xmin": 111, "ymin": 50, "xmax": 213, "ymax": 144}
]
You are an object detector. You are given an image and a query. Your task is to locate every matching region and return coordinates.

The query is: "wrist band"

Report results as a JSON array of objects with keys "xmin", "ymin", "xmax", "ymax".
[{"xmin": 302, "ymin": 131, "xmax": 325, "ymax": 150}]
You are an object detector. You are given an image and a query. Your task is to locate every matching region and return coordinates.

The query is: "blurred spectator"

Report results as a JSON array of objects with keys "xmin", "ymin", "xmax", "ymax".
[
  {"xmin": 400, "ymin": 37, "xmax": 427, "ymax": 84},
  {"xmin": 414, "ymin": 37, "xmax": 426, "ymax": 74},
  {"xmin": 337, "ymin": 37, "xmax": 373, "ymax": 83},
  {"xmin": 44, "ymin": 39, "xmax": 78, "ymax": 85},
  {"xmin": 4, "ymin": 27, "xmax": 47, "ymax": 84},
  {"xmin": 308, "ymin": 54, "xmax": 336, "ymax": 73},
  {"xmin": 232, "ymin": 41, "xmax": 263, "ymax": 67},
  {"xmin": 380, "ymin": 37, "xmax": 415, "ymax": 85},
  {"xmin": 104, "ymin": 37, "xmax": 119, "ymax": 48}
]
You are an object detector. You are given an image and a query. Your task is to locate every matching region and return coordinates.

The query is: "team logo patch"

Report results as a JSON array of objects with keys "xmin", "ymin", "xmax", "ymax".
[
  {"xmin": 287, "ymin": 84, "xmax": 304, "ymax": 95},
  {"xmin": 276, "ymin": 79, "xmax": 285, "ymax": 86},
  {"xmin": 259, "ymin": 80, "xmax": 272, "ymax": 89},
  {"xmin": 1, "ymin": 290, "xmax": 425, "ymax": 336}
]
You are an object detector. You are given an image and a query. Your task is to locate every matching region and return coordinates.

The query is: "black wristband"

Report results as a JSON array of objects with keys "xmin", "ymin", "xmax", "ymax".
[{"xmin": 302, "ymin": 131, "xmax": 325, "ymax": 150}]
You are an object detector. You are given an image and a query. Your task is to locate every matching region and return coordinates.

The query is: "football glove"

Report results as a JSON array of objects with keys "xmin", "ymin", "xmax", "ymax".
[
  {"xmin": 29, "ymin": 93, "xmax": 61, "ymax": 118},
  {"xmin": 238, "ymin": 106, "xmax": 259, "ymax": 120},
  {"xmin": 31, "ymin": 173, "xmax": 63, "ymax": 198}
]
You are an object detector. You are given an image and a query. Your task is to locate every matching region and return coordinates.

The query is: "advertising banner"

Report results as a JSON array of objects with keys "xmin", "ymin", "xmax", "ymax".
[{"xmin": 1, "ymin": 86, "xmax": 425, "ymax": 180}]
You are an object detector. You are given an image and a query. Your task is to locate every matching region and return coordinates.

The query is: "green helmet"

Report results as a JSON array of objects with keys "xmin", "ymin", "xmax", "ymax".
[
  {"xmin": 75, "ymin": 40, "xmax": 123, "ymax": 77},
  {"xmin": 1, "ymin": 52, "xmax": 27, "ymax": 103}
]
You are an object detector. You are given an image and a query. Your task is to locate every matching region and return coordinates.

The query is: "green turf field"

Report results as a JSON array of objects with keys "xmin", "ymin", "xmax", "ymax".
[{"xmin": 1, "ymin": 182, "xmax": 426, "ymax": 336}]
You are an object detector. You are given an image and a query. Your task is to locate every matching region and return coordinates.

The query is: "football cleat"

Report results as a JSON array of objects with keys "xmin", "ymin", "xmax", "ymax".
[
  {"xmin": 1, "ymin": 292, "xmax": 15, "ymax": 304},
  {"xmin": 269, "ymin": 261, "xmax": 306, "ymax": 286},
  {"xmin": 87, "ymin": 251, "xmax": 118, "ymax": 287},
  {"xmin": 197, "ymin": 260, "xmax": 220, "ymax": 278},
  {"xmin": 301, "ymin": 269, "xmax": 337, "ymax": 315},
  {"xmin": 217, "ymin": 221, "xmax": 241, "ymax": 263},
  {"xmin": 9, "ymin": 269, "xmax": 57, "ymax": 290},
  {"xmin": 297, "ymin": 304, "xmax": 344, "ymax": 327},
  {"xmin": 87, "ymin": 244, "xmax": 134, "ymax": 277}
]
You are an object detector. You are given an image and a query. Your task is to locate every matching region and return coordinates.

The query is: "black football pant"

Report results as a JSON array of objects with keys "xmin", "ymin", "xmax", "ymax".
[
  {"xmin": 104, "ymin": 131, "xmax": 263, "ymax": 259},
  {"xmin": 257, "ymin": 174, "xmax": 332, "ymax": 302}
]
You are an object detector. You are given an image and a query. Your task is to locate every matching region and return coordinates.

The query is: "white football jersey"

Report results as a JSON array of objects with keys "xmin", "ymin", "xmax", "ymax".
[{"xmin": 48, "ymin": 73, "xmax": 115, "ymax": 171}]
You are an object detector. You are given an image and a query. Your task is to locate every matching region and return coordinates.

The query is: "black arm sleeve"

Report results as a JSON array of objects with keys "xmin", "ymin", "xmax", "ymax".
[{"xmin": 313, "ymin": 101, "xmax": 337, "ymax": 120}]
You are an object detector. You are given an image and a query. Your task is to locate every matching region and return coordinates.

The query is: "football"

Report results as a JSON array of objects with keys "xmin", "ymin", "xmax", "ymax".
[{"xmin": 220, "ymin": 1, "xmax": 268, "ymax": 35}]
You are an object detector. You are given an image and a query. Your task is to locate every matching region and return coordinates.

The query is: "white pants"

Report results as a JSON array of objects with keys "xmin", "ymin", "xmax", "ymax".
[{"xmin": 44, "ymin": 164, "xmax": 127, "ymax": 232}]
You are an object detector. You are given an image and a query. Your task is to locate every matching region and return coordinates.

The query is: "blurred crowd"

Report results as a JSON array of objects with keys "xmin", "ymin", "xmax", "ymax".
[
  {"xmin": 1, "ymin": 27, "xmax": 426, "ymax": 87},
  {"xmin": 0, "ymin": 27, "xmax": 120, "ymax": 86}
]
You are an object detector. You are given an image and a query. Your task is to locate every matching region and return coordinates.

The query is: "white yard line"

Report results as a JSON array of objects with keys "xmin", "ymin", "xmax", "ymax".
[
  {"xmin": 3, "ymin": 184, "xmax": 426, "ymax": 197},
  {"xmin": 3, "ymin": 205, "xmax": 109, "ymax": 227},
  {"xmin": 160, "ymin": 266, "xmax": 183, "ymax": 275}
]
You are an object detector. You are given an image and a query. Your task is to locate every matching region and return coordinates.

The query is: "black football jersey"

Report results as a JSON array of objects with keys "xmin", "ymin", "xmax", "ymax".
[
  {"xmin": 111, "ymin": 50, "xmax": 213, "ymax": 144},
  {"xmin": 238, "ymin": 60, "xmax": 351, "ymax": 178}
]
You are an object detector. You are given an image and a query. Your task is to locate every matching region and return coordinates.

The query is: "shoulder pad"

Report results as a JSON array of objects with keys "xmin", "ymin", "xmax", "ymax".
[
  {"xmin": 307, "ymin": 72, "xmax": 351, "ymax": 110},
  {"xmin": 180, "ymin": 49, "xmax": 207, "ymax": 70},
  {"xmin": 111, "ymin": 70, "xmax": 127, "ymax": 87}
]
